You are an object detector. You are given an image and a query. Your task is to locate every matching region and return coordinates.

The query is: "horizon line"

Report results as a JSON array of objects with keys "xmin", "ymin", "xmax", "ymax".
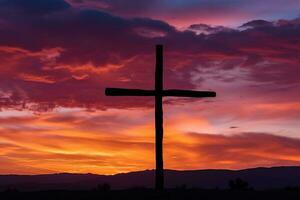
[{"xmin": 1, "ymin": 165, "xmax": 300, "ymax": 176}]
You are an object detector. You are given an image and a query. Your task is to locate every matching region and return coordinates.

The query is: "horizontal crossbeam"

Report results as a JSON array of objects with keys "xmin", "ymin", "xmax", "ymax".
[
  {"xmin": 106, "ymin": 88, "xmax": 216, "ymax": 98},
  {"xmin": 105, "ymin": 88, "xmax": 155, "ymax": 96},
  {"xmin": 163, "ymin": 90, "xmax": 216, "ymax": 98}
]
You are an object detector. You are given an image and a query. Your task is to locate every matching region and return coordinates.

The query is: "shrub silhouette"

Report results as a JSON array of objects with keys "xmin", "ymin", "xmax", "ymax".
[
  {"xmin": 229, "ymin": 178, "xmax": 249, "ymax": 190},
  {"xmin": 97, "ymin": 183, "xmax": 111, "ymax": 192},
  {"xmin": 284, "ymin": 186, "xmax": 300, "ymax": 191}
]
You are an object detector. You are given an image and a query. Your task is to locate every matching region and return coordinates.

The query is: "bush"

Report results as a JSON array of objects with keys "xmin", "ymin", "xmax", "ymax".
[
  {"xmin": 229, "ymin": 178, "xmax": 250, "ymax": 190},
  {"xmin": 97, "ymin": 183, "xmax": 111, "ymax": 192}
]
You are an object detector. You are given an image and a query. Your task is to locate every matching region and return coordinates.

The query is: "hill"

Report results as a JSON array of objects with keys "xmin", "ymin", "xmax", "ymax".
[{"xmin": 1, "ymin": 166, "xmax": 300, "ymax": 191}]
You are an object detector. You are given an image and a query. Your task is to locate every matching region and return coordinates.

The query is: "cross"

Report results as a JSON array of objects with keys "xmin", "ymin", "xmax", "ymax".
[{"xmin": 105, "ymin": 45, "xmax": 216, "ymax": 190}]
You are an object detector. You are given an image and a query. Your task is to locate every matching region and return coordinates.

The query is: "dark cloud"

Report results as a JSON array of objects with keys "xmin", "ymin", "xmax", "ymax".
[
  {"xmin": 66, "ymin": 0, "xmax": 300, "ymax": 28},
  {"xmin": 0, "ymin": 0, "xmax": 71, "ymax": 14},
  {"xmin": 240, "ymin": 20, "xmax": 273, "ymax": 29}
]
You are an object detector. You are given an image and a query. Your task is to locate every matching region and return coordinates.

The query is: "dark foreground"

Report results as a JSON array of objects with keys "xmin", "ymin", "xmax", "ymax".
[{"xmin": 2, "ymin": 189, "xmax": 300, "ymax": 200}]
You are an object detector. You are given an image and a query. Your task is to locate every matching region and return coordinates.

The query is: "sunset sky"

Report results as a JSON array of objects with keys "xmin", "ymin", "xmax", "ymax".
[{"xmin": 0, "ymin": 0, "xmax": 300, "ymax": 175}]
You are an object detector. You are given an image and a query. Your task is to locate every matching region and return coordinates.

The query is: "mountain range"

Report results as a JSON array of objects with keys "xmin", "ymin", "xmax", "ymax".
[{"xmin": 1, "ymin": 166, "xmax": 300, "ymax": 191}]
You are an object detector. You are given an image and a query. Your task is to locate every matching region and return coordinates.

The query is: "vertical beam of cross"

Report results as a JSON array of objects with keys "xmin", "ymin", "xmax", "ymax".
[
  {"xmin": 155, "ymin": 45, "xmax": 164, "ymax": 190},
  {"xmin": 105, "ymin": 45, "xmax": 216, "ymax": 190}
]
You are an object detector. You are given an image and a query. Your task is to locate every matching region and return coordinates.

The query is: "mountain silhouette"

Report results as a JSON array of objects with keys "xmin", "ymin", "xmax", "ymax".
[{"xmin": 1, "ymin": 166, "xmax": 300, "ymax": 191}]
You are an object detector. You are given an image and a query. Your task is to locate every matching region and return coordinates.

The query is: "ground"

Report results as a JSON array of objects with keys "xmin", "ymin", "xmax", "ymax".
[{"xmin": 2, "ymin": 189, "xmax": 300, "ymax": 200}]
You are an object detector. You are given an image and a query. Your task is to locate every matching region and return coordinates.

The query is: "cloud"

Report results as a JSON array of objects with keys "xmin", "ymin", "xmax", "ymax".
[
  {"xmin": 166, "ymin": 132, "xmax": 300, "ymax": 169},
  {"xmin": 240, "ymin": 20, "xmax": 273, "ymax": 29},
  {"xmin": 0, "ymin": 0, "xmax": 299, "ymax": 114},
  {"xmin": 188, "ymin": 24, "xmax": 233, "ymax": 35},
  {"xmin": 0, "ymin": 0, "xmax": 70, "ymax": 14},
  {"xmin": 66, "ymin": 0, "xmax": 300, "ymax": 27}
]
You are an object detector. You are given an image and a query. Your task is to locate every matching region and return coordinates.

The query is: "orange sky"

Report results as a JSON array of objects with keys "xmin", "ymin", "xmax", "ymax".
[{"xmin": 1, "ymin": 99, "xmax": 300, "ymax": 175}]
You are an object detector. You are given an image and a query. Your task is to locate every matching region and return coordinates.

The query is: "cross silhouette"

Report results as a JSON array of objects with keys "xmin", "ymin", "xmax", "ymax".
[{"xmin": 105, "ymin": 45, "xmax": 216, "ymax": 190}]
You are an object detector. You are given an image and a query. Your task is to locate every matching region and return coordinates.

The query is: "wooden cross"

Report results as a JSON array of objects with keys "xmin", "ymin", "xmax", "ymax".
[{"xmin": 105, "ymin": 45, "xmax": 216, "ymax": 190}]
